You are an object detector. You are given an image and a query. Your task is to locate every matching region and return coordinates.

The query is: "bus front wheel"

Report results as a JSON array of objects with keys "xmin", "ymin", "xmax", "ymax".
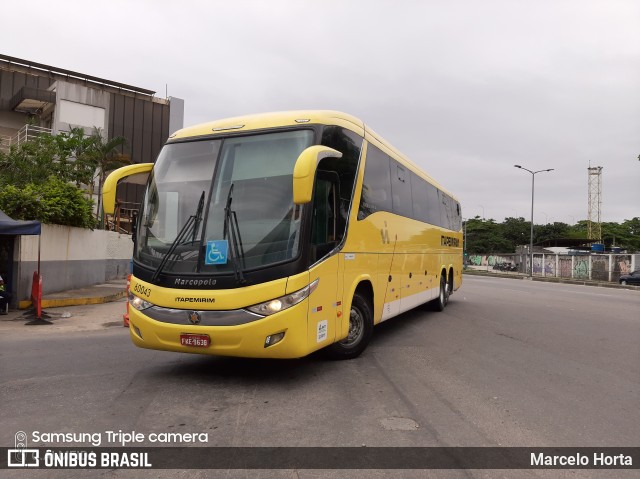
[{"xmin": 325, "ymin": 292, "xmax": 373, "ymax": 360}]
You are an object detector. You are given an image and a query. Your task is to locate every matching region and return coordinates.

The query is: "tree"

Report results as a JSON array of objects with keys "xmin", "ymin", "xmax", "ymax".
[
  {"xmin": 501, "ymin": 217, "xmax": 530, "ymax": 248},
  {"xmin": 464, "ymin": 217, "xmax": 639, "ymax": 254},
  {"xmin": 535, "ymin": 222, "xmax": 571, "ymax": 244},
  {"xmin": 0, "ymin": 128, "xmax": 129, "ymax": 229},
  {"xmin": 80, "ymin": 129, "xmax": 129, "ymax": 226},
  {"xmin": 0, "ymin": 177, "xmax": 96, "ymax": 229},
  {"xmin": 0, "ymin": 127, "xmax": 96, "ymax": 188},
  {"xmin": 465, "ymin": 218, "xmax": 512, "ymax": 254}
]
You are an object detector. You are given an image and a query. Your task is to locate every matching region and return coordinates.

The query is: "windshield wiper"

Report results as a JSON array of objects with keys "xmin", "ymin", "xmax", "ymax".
[
  {"xmin": 151, "ymin": 191, "xmax": 205, "ymax": 283},
  {"xmin": 223, "ymin": 183, "xmax": 247, "ymax": 285}
]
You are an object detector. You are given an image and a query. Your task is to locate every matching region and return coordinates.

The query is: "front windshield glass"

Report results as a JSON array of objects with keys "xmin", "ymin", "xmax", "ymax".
[
  {"xmin": 201, "ymin": 129, "xmax": 313, "ymax": 273},
  {"xmin": 135, "ymin": 129, "xmax": 314, "ymax": 275},
  {"xmin": 134, "ymin": 140, "xmax": 220, "ymax": 273}
]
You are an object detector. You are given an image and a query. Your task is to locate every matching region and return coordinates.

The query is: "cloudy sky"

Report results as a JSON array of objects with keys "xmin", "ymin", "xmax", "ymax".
[{"xmin": 3, "ymin": 0, "xmax": 639, "ymax": 224}]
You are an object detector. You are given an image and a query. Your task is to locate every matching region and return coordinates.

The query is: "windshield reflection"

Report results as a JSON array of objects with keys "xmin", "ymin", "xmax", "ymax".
[{"xmin": 135, "ymin": 129, "xmax": 313, "ymax": 276}]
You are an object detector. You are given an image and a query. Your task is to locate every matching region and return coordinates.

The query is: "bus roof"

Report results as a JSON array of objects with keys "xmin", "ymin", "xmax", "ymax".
[
  {"xmin": 170, "ymin": 110, "xmax": 459, "ymax": 204},
  {"xmin": 170, "ymin": 110, "xmax": 365, "ymax": 139}
]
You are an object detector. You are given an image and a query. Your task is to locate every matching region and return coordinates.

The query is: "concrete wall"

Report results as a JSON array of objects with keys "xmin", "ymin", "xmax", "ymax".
[
  {"xmin": 0, "ymin": 110, "xmax": 26, "ymax": 137},
  {"xmin": 468, "ymin": 253, "xmax": 639, "ymax": 282},
  {"xmin": 14, "ymin": 224, "xmax": 133, "ymax": 300},
  {"xmin": 52, "ymin": 81, "xmax": 111, "ymax": 137},
  {"xmin": 168, "ymin": 96, "xmax": 184, "ymax": 135}
]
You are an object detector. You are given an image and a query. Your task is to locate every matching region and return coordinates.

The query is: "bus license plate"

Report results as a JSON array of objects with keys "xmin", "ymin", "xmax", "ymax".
[{"xmin": 180, "ymin": 334, "xmax": 210, "ymax": 348}]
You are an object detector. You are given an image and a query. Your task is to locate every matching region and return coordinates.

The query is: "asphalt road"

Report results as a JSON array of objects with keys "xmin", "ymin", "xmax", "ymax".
[{"xmin": 1, "ymin": 276, "xmax": 638, "ymax": 478}]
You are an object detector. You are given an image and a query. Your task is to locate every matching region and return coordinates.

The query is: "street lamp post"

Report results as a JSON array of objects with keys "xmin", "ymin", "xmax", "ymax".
[
  {"xmin": 514, "ymin": 165, "xmax": 554, "ymax": 277},
  {"xmin": 463, "ymin": 218, "xmax": 468, "ymax": 268}
]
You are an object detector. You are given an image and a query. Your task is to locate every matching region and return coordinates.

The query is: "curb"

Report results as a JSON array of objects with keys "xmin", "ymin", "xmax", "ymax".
[
  {"xmin": 18, "ymin": 290, "xmax": 127, "ymax": 310},
  {"xmin": 463, "ymin": 270, "xmax": 640, "ymax": 291}
]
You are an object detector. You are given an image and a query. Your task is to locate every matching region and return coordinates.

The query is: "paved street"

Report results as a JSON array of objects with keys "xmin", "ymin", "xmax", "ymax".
[{"xmin": 1, "ymin": 276, "xmax": 638, "ymax": 478}]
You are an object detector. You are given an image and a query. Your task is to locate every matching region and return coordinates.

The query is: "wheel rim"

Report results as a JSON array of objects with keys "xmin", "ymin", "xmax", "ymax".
[
  {"xmin": 341, "ymin": 305, "xmax": 364, "ymax": 347},
  {"xmin": 621, "ymin": 280, "xmax": 627, "ymax": 285}
]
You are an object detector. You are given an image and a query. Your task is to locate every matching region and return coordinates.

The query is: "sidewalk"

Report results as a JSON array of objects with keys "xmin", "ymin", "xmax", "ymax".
[
  {"xmin": 463, "ymin": 269, "xmax": 640, "ymax": 290},
  {"xmin": 16, "ymin": 279, "xmax": 128, "ymax": 310}
]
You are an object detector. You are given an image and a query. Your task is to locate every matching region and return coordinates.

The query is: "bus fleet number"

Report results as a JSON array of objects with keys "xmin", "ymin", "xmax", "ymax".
[{"xmin": 134, "ymin": 284, "xmax": 151, "ymax": 297}]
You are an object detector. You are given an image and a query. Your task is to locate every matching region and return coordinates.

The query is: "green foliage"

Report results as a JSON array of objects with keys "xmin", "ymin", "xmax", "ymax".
[
  {"xmin": 465, "ymin": 217, "xmax": 640, "ymax": 254},
  {"xmin": 0, "ymin": 128, "xmax": 128, "ymax": 228},
  {"xmin": 0, "ymin": 177, "xmax": 97, "ymax": 229},
  {"xmin": 464, "ymin": 218, "xmax": 511, "ymax": 254},
  {"xmin": 0, "ymin": 128, "xmax": 95, "ymax": 188},
  {"xmin": 602, "ymin": 219, "xmax": 640, "ymax": 252}
]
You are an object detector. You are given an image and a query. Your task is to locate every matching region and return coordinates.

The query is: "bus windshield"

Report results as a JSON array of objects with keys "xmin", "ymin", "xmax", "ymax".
[{"xmin": 134, "ymin": 129, "xmax": 314, "ymax": 275}]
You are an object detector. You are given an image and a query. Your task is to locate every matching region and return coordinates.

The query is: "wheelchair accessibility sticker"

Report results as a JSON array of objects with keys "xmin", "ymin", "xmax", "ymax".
[{"xmin": 205, "ymin": 240, "xmax": 228, "ymax": 265}]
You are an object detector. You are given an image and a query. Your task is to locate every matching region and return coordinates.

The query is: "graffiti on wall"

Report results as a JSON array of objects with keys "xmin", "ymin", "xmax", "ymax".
[
  {"xmin": 573, "ymin": 256, "xmax": 589, "ymax": 278},
  {"xmin": 591, "ymin": 257, "xmax": 608, "ymax": 281},
  {"xmin": 559, "ymin": 258, "xmax": 572, "ymax": 278},
  {"xmin": 532, "ymin": 255, "xmax": 542, "ymax": 274},
  {"xmin": 545, "ymin": 258, "xmax": 556, "ymax": 275},
  {"xmin": 467, "ymin": 253, "xmax": 636, "ymax": 282},
  {"xmin": 531, "ymin": 255, "xmax": 555, "ymax": 275},
  {"xmin": 612, "ymin": 255, "xmax": 631, "ymax": 281},
  {"xmin": 468, "ymin": 255, "xmax": 516, "ymax": 266}
]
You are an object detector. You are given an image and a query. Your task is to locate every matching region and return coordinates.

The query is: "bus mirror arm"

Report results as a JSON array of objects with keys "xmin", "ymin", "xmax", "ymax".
[
  {"xmin": 102, "ymin": 163, "xmax": 154, "ymax": 215},
  {"xmin": 292, "ymin": 146, "xmax": 342, "ymax": 204}
]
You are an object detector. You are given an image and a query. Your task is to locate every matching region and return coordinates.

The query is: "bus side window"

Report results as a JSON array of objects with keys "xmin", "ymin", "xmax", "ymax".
[
  {"xmin": 410, "ymin": 172, "xmax": 428, "ymax": 222},
  {"xmin": 311, "ymin": 171, "xmax": 340, "ymax": 263},
  {"xmin": 390, "ymin": 161, "xmax": 413, "ymax": 218},
  {"xmin": 358, "ymin": 144, "xmax": 391, "ymax": 219},
  {"xmin": 320, "ymin": 125, "xmax": 362, "ymax": 237}
]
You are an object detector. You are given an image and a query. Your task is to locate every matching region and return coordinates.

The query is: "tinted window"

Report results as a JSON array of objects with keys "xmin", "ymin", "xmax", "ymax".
[
  {"xmin": 425, "ymin": 182, "xmax": 441, "ymax": 227},
  {"xmin": 320, "ymin": 126, "xmax": 362, "ymax": 210},
  {"xmin": 410, "ymin": 172, "xmax": 428, "ymax": 222},
  {"xmin": 359, "ymin": 144, "xmax": 391, "ymax": 219},
  {"xmin": 391, "ymin": 161, "xmax": 413, "ymax": 218},
  {"xmin": 319, "ymin": 126, "xmax": 363, "ymax": 243},
  {"xmin": 441, "ymin": 194, "xmax": 453, "ymax": 230}
]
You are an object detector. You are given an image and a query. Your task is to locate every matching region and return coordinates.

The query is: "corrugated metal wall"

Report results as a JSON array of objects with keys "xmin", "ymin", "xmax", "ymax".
[
  {"xmin": 0, "ymin": 69, "xmax": 54, "ymax": 110},
  {"xmin": 1, "ymin": 58, "xmax": 171, "ymax": 212},
  {"xmin": 109, "ymin": 92, "xmax": 170, "ymax": 206}
]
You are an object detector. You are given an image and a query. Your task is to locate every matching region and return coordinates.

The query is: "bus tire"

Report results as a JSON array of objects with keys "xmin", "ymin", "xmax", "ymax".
[
  {"xmin": 325, "ymin": 292, "xmax": 373, "ymax": 360},
  {"xmin": 430, "ymin": 274, "xmax": 448, "ymax": 312}
]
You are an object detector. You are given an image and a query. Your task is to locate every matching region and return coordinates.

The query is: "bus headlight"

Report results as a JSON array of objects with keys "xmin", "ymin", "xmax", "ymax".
[
  {"xmin": 246, "ymin": 279, "xmax": 319, "ymax": 316},
  {"xmin": 128, "ymin": 291, "xmax": 154, "ymax": 311}
]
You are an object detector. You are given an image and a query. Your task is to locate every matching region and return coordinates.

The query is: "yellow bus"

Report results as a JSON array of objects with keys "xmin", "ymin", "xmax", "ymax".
[{"xmin": 103, "ymin": 111, "xmax": 462, "ymax": 359}]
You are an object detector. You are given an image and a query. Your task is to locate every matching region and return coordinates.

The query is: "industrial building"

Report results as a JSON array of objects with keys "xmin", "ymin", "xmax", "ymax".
[
  {"xmin": 0, "ymin": 53, "xmax": 184, "ymax": 218},
  {"xmin": 0, "ymin": 54, "xmax": 184, "ymax": 305}
]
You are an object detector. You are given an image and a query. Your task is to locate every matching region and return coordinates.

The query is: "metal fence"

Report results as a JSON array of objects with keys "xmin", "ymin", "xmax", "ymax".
[{"xmin": 0, "ymin": 124, "xmax": 52, "ymax": 152}]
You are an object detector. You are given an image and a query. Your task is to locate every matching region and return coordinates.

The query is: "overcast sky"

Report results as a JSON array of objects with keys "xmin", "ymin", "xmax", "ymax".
[{"xmin": 3, "ymin": 0, "xmax": 639, "ymax": 224}]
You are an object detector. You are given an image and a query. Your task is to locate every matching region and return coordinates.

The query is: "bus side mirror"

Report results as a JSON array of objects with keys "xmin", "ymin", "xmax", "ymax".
[
  {"xmin": 292, "ymin": 146, "xmax": 342, "ymax": 204},
  {"xmin": 102, "ymin": 163, "xmax": 153, "ymax": 214}
]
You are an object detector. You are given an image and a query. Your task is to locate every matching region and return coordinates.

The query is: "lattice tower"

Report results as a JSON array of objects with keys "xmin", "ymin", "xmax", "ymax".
[{"xmin": 587, "ymin": 166, "xmax": 603, "ymax": 243}]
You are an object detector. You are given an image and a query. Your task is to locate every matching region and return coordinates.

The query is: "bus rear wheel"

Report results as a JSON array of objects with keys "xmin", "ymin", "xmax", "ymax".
[
  {"xmin": 430, "ymin": 274, "xmax": 448, "ymax": 312},
  {"xmin": 325, "ymin": 292, "xmax": 373, "ymax": 360}
]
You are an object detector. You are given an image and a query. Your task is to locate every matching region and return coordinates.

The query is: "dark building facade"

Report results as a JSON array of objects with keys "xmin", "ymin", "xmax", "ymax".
[{"xmin": 0, "ymin": 54, "xmax": 184, "ymax": 212}]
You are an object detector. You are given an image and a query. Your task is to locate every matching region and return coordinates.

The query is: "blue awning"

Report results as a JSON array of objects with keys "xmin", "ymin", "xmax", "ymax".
[{"xmin": 0, "ymin": 210, "xmax": 41, "ymax": 235}]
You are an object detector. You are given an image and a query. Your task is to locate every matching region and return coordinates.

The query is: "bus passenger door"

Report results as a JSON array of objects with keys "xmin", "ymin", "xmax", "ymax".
[{"xmin": 307, "ymin": 172, "xmax": 341, "ymax": 352}]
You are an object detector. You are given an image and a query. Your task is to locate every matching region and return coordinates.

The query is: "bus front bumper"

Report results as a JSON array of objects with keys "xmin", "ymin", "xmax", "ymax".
[{"xmin": 127, "ymin": 301, "xmax": 311, "ymax": 359}]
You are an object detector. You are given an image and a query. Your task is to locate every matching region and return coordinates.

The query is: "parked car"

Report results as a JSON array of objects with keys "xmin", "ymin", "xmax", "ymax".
[{"xmin": 619, "ymin": 270, "xmax": 640, "ymax": 285}]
